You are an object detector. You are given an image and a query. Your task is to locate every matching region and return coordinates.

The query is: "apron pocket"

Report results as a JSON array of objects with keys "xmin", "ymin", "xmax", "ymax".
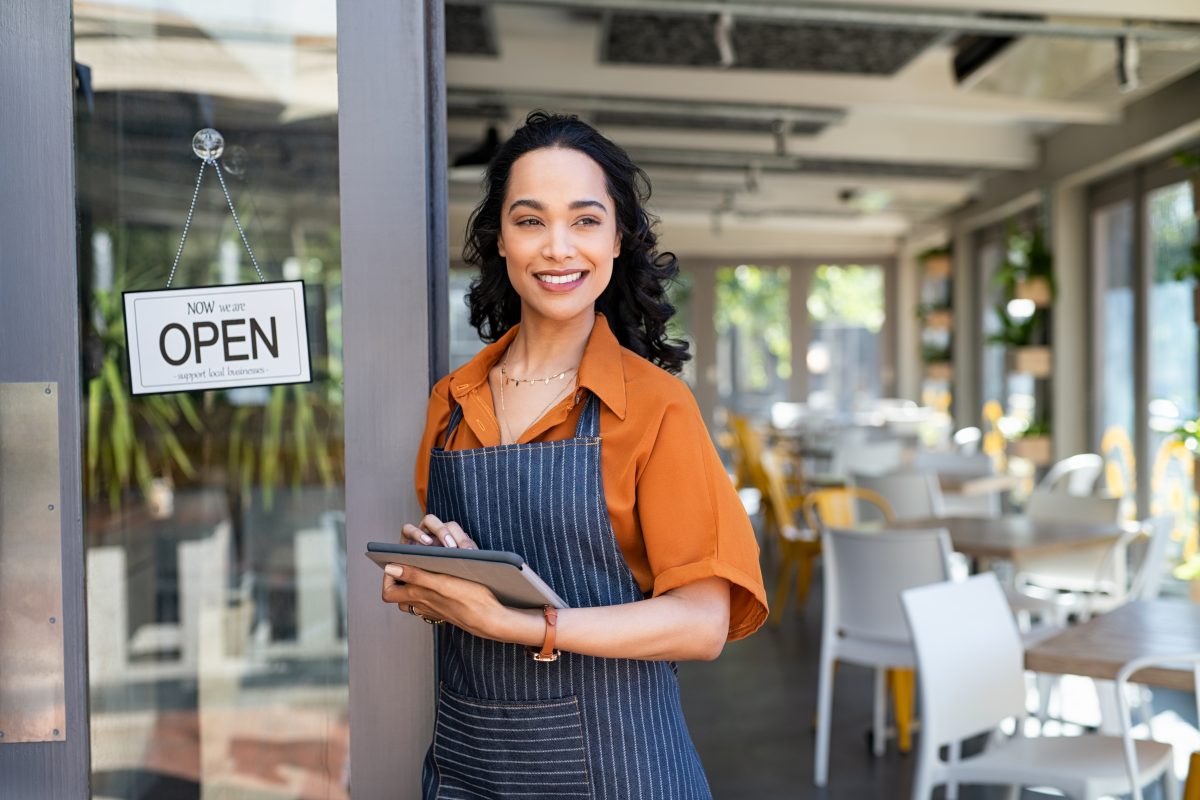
[{"xmin": 432, "ymin": 684, "xmax": 592, "ymax": 799}]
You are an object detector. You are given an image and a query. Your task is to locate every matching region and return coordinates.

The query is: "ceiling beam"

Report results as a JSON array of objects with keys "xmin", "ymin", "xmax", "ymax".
[
  {"xmin": 448, "ymin": 88, "xmax": 845, "ymax": 125},
  {"xmin": 469, "ymin": 0, "xmax": 1200, "ymax": 40}
]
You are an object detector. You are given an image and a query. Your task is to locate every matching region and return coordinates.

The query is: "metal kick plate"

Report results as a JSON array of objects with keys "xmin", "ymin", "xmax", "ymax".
[{"xmin": 0, "ymin": 383, "xmax": 65, "ymax": 743}]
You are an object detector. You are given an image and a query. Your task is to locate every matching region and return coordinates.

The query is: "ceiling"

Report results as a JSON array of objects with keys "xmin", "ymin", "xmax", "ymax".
[
  {"xmin": 444, "ymin": 1, "xmax": 1200, "ymax": 258},
  {"xmin": 71, "ymin": 0, "xmax": 1200, "ymax": 262}
]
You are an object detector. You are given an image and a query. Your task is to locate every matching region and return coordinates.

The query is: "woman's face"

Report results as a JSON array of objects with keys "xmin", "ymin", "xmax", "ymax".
[{"xmin": 497, "ymin": 147, "xmax": 621, "ymax": 328}]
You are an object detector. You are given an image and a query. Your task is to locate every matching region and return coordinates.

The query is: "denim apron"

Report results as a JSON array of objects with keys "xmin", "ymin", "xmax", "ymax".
[{"xmin": 420, "ymin": 393, "xmax": 712, "ymax": 800}]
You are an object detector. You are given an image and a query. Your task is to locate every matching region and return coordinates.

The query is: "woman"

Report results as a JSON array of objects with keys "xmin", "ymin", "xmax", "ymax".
[{"xmin": 382, "ymin": 111, "xmax": 768, "ymax": 799}]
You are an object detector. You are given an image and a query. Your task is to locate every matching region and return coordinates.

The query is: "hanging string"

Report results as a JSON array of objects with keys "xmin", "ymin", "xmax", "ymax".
[{"xmin": 166, "ymin": 154, "xmax": 265, "ymax": 288}]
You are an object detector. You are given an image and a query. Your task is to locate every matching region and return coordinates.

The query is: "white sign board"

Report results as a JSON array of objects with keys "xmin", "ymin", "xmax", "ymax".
[{"xmin": 124, "ymin": 281, "xmax": 312, "ymax": 395}]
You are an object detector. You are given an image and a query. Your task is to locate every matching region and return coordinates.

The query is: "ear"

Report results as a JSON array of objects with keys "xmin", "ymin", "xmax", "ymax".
[
  {"xmin": 612, "ymin": 232, "xmax": 621, "ymax": 259},
  {"xmin": 497, "ymin": 234, "xmax": 506, "ymax": 258}
]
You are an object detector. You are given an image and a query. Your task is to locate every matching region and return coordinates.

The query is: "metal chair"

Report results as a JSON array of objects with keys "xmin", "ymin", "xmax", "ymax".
[{"xmin": 1037, "ymin": 453, "xmax": 1105, "ymax": 496}]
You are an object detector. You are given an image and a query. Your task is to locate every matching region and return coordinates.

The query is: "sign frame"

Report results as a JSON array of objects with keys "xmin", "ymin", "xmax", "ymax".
[{"xmin": 122, "ymin": 280, "xmax": 314, "ymax": 396}]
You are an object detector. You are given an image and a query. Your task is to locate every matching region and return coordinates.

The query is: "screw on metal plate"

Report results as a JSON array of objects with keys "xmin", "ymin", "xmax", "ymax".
[
  {"xmin": 0, "ymin": 731, "xmax": 5, "ymax": 738},
  {"xmin": 53, "ymin": 729, "xmax": 60, "ymax": 737},
  {"xmin": 49, "ymin": 617, "xmax": 56, "ymax": 624},
  {"xmin": 48, "ymin": 504, "xmax": 55, "ymax": 511},
  {"xmin": 44, "ymin": 387, "xmax": 52, "ymax": 395}
]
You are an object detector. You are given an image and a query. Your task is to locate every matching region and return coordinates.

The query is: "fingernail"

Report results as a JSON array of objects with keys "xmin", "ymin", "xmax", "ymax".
[
  {"xmin": 420, "ymin": 533, "xmax": 434, "ymax": 544},
  {"xmin": 386, "ymin": 565, "xmax": 403, "ymax": 578},
  {"xmin": 443, "ymin": 535, "xmax": 457, "ymax": 548}
]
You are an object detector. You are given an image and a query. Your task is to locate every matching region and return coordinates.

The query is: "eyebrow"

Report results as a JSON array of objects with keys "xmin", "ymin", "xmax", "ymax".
[{"xmin": 507, "ymin": 199, "xmax": 608, "ymax": 215}]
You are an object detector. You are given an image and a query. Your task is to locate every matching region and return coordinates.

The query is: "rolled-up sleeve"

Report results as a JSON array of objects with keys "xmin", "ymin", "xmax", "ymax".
[{"xmin": 636, "ymin": 386, "xmax": 768, "ymax": 641}]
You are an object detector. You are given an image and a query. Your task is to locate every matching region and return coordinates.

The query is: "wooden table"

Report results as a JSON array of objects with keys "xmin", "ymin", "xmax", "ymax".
[
  {"xmin": 937, "ymin": 473, "xmax": 1020, "ymax": 496},
  {"xmin": 887, "ymin": 515, "xmax": 1128, "ymax": 562},
  {"xmin": 1024, "ymin": 599, "xmax": 1200, "ymax": 691}
]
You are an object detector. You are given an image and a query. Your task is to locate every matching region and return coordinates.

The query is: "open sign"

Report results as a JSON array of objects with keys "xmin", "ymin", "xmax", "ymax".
[{"xmin": 123, "ymin": 281, "xmax": 312, "ymax": 395}]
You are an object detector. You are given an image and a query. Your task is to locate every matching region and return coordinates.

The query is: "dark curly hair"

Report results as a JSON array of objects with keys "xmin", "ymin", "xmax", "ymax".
[{"xmin": 463, "ymin": 111, "xmax": 690, "ymax": 375}]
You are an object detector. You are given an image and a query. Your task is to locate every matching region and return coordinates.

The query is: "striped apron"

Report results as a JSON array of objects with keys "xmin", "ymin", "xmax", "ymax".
[{"xmin": 421, "ymin": 393, "xmax": 712, "ymax": 800}]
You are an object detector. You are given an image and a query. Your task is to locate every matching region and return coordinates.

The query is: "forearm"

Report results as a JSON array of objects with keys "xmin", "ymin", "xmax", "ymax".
[{"xmin": 498, "ymin": 578, "xmax": 731, "ymax": 662}]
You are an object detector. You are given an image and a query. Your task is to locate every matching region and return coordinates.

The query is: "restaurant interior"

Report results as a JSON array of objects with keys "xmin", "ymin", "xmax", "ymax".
[{"xmin": 72, "ymin": 0, "xmax": 1200, "ymax": 797}]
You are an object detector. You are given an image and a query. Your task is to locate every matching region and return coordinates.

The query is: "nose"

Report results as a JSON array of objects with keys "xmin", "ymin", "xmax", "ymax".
[{"xmin": 542, "ymin": 222, "xmax": 576, "ymax": 262}]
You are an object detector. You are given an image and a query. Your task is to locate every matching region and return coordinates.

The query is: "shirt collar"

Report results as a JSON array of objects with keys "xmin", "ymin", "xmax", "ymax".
[{"xmin": 448, "ymin": 313, "xmax": 628, "ymax": 421}]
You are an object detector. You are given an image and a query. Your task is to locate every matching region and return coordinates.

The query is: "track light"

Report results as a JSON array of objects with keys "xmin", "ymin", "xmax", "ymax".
[
  {"xmin": 1116, "ymin": 34, "xmax": 1141, "ymax": 93},
  {"xmin": 714, "ymin": 12, "xmax": 735, "ymax": 68}
]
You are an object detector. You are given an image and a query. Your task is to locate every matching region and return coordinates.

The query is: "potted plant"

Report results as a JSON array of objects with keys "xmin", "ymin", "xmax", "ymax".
[
  {"xmin": 85, "ymin": 283, "xmax": 203, "ymax": 513},
  {"xmin": 920, "ymin": 246, "xmax": 952, "ymax": 280},
  {"xmin": 917, "ymin": 301, "xmax": 953, "ymax": 330},
  {"xmin": 988, "ymin": 271, "xmax": 1051, "ymax": 378},
  {"xmin": 920, "ymin": 341, "xmax": 953, "ymax": 381},
  {"xmin": 994, "ymin": 222, "xmax": 1056, "ymax": 307},
  {"xmin": 1009, "ymin": 419, "xmax": 1052, "ymax": 465}
]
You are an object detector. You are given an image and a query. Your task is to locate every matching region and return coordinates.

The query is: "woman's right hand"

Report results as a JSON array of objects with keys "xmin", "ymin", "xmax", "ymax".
[{"xmin": 401, "ymin": 514, "xmax": 479, "ymax": 549}]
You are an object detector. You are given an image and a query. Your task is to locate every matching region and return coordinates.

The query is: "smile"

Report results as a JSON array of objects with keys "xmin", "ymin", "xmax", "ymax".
[{"xmin": 536, "ymin": 272, "xmax": 584, "ymax": 285}]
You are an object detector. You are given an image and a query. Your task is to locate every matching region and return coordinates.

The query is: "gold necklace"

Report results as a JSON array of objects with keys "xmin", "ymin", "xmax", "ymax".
[
  {"xmin": 498, "ymin": 377, "xmax": 576, "ymax": 445},
  {"xmin": 499, "ymin": 351, "xmax": 577, "ymax": 387}
]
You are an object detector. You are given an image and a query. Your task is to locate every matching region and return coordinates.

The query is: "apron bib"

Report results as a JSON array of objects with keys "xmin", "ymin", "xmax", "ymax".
[{"xmin": 421, "ymin": 394, "xmax": 712, "ymax": 800}]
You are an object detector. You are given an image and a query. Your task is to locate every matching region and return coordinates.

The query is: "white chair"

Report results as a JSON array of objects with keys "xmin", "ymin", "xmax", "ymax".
[
  {"xmin": 952, "ymin": 426, "xmax": 981, "ymax": 454},
  {"xmin": 814, "ymin": 526, "xmax": 953, "ymax": 787},
  {"xmin": 1117, "ymin": 651, "xmax": 1200, "ymax": 800},
  {"xmin": 900, "ymin": 573, "xmax": 1177, "ymax": 800},
  {"xmin": 1037, "ymin": 453, "xmax": 1105, "ymax": 496},
  {"xmin": 1016, "ymin": 491, "xmax": 1124, "ymax": 593},
  {"xmin": 913, "ymin": 450, "xmax": 1002, "ymax": 518},
  {"xmin": 852, "ymin": 470, "xmax": 946, "ymax": 521},
  {"xmin": 830, "ymin": 435, "xmax": 906, "ymax": 479}
]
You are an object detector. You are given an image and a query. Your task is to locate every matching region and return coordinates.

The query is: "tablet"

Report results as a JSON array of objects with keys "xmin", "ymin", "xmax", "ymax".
[{"xmin": 366, "ymin": 541, "xmax": 569, "ymax": 609}]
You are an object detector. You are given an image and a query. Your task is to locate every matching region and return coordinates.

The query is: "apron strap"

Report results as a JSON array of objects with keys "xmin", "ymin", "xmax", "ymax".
[
  {"xmin": 574, "ymin": 392, "xmax": 600, "ymax": 439},
  {"xmin": 441, "ymin": 402, "xmax": 465, "ymax": 449}
]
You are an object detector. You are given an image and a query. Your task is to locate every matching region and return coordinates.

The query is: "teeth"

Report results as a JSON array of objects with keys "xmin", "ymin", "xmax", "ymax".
[{"xmin": 537, "ymin": 272, "xmax": 583, "ymax": 285}]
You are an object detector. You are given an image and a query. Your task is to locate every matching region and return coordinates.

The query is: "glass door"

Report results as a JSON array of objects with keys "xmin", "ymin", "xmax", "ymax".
[
  {"xmin": 803, "ymin": 263, "xmax": 887, "ymax": 414},
  {"xmin": 74, "ymin": 3, "xmax": 349, "ymax": 796}
]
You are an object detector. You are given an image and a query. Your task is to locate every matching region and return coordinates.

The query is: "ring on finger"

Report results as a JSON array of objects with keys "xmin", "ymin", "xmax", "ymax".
[
  {"xmin": 417, "ymin": 613, "xmax": 444, "ymax": 625},
  {"xmin": 407, "ymin": 604, "xmax": 417, "ymax": 615}
]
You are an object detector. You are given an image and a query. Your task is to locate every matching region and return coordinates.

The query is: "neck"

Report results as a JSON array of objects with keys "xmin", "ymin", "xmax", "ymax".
[{"xmin": 506, "ymin": 310, "xmax": 595, "ymax": 375}]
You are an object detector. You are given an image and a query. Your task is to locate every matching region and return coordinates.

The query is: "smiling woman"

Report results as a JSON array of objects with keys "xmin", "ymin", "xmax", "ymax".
[{"xmin": 381, "ymin": 112, "xmax": 768, "ymax": 799}]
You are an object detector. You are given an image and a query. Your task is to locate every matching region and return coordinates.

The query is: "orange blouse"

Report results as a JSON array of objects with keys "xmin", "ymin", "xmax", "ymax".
[{"xmin": 414, "ymin": 313, "xmax": 768, "ymax": 641}]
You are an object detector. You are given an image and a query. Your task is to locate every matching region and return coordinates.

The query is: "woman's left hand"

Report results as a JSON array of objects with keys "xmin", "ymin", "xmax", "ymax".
[{"xmin": 381, "ymin": 563, "xmax": 533, "ymax": 641}]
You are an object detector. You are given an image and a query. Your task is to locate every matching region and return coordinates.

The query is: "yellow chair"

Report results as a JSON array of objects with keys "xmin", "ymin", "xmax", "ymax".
[
  {"xmin": 1187, "ymin": 751, "xmax": 1200, "ymax": 800},
  {"xmin": 728, "ymin": 416, "xmax": 823, "ymax": 622}
]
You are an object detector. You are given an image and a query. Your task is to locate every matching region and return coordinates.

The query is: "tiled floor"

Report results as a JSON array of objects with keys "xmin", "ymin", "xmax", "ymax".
[{"xmin": 678, "ymin": 564, "xmax": 1194, "ymax": 800}]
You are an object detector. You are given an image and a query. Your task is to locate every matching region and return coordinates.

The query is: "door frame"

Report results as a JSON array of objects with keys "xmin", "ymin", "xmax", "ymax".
[{"xmin": 0, "ymin": 0, "xmax": 448, "ymax": 794}]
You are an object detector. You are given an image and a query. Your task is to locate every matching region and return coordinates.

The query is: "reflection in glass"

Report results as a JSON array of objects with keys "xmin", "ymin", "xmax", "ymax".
[
  {"xmin": 1146, "ymin": 180, "xmax": 1198, "ymax": 565},
  {"xmin": 978, "ymin": 237, "xmax": 1006, "ymax": 412},
  {"xmin": 75, "ymin": 3, "xmax": 347, "ymax": 797},
  {"xmin": 805, "ymin": 264, "xmax": 885, "ymax": 413},
  {"xmin": 1091, "ymin": 199, "xmax": 1137, "ymax": 516},
  {"xmin": 715, "ymin": 265, "xmax": 791, "ymax": 415}
]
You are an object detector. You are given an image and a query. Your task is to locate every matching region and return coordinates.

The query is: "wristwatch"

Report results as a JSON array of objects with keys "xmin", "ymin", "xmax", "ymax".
[{"xmin": 531, "ymin": 604, "xmax": 560, "ymax": 662}]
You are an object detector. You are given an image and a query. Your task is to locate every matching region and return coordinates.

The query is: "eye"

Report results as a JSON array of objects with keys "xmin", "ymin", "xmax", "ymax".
[
  {"xmin": 575, "ymin": 216, "xmax": 601, "ymax": 226},
  {"xmin": 515, "ymin": 217, "xmax": 543, "ymax": 227}
]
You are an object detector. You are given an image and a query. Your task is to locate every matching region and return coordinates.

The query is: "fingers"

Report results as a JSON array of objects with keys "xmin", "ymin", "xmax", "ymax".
[
  {"xmin": 417, "ymin": 515, "xmax": 478, "ymax": 549},
  {"xmin": 401, "ymin": 523, "xmax": 435, "ymax": 545}
]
